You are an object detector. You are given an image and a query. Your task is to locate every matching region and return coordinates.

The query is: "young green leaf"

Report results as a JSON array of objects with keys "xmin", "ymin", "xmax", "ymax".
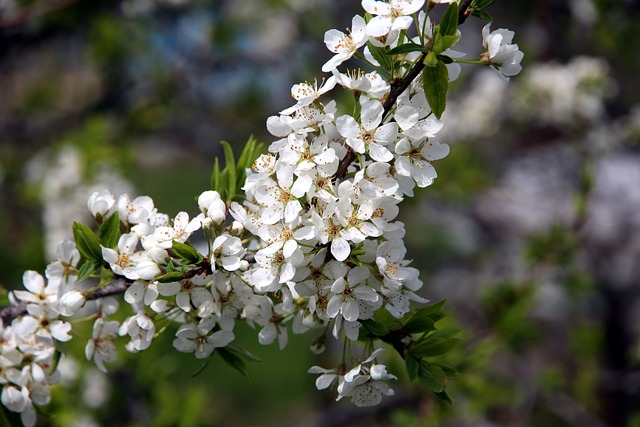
[
  {"xmin": 410, "ymin": 328, "xmax": 461, "ymax": 358},
  {"xmin": 217, "ymin": 347, "xmax": 251, "ymax": 379},
  {"xmin": 172, "ymin": 240, "xmax": 203, "ymax": 264},
  {"xmin": 424, "ymin": 50, "xmax": 438, "ymax": 67},
  {"xmin": 360, "ymin": 318, "xmax": 391, "ymax": 337},
  {"xmin": 367, "ymin": 43, "xmax": 394, "ymax": 71},
  {"xmin": 72, "ymin": 222, "xmax": 103, "ymax": 261},
  {"xmin": 473, "ymin": 0, "xmax": 497, "ymax": 10},
  {"xmin": 471, "ymin": 9, "xmax": 493, "ymax": 22},
  {"xmin": 422, "ymin": 59, "xmax": 449, "ymax": 119},
  {"xmin": 386, "ymin": 42, "xmax": 428, "ymax": 56},
  {"xmin": 434, "ymin": 389, "xmax": 454, "ymax": 405},
  {"xmin": 439, "ymin": 2, "xmax": 459, "ymax": 37},
  {"xmin": 155, "ymin": 271, "xmax": 186, "ymax": 283},
  {"xmin": 404, "ymin": 309, "xmax": 437, "ymax": 334},
  {"xmin": 220, "ymin": 141, "xmax": 237, "ymax": 202},
  {"xmin": 417, "ymin": 360, "xmax": 447, "ymax": 392},
  {"xmin": 405, "ymin": 354, "xmax": 420, "ymax": 380},
  {"xmin": 77, "ymin": 259, "xmax": 101, "ymax": 282},
  {"xmin": 211, "ymin": 157, "xmax": 220, "ymax": 192},
  {"xmin": 99, "ymin": 212, "xmax": 121, "ymax": 249}
]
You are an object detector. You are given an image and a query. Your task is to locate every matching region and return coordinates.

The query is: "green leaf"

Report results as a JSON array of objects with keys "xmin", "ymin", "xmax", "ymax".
[
  {"xmin": 422, "ymin": 59, "xmax": 449, "ymax": 119},
  {"xmin": 432, "ymin": 362, "xmax": 460, "ymax": 378},
  {"xmin": 172, "ymin": 241, "xmax": 203, "ymax": 264},
  {"xmin": 439, "ymin": 3, "xmax": 459, "ymax": 37},
  {"xmin": 361, "ymin": 318, "xmax": 391, "ymax": 337},
  {"xmin": 417, "ymin": 360, "xmax": 447, "ymax": 392},
  {"xmin": 440, "ymin": 34, "xmax": 460, "ymax": 52},
  {"xmin": 155, "ymin": 271, "xmax": 185, "ymax": 283},
  {"xmin": 0, "ymin": 286, "xmax": 10, "ymax": 306},
  {"xmin": 386, "ymin": 43, "xmax": 428, "ymax": 56},
  {"xmin": 418, "ymin": 300, "xmax": 448, "ymax": 323},
  {"xmin": 77, "ymin": 259, "xmax": 101, "ymax": 282},
  {"xmin": 99, "ymin": 212, "xmax": 121, "ymax": 249},
  {"xmin": 411, "ymin": 328, "xmax": 461, "ymax": 358},
  {"xmin": 435, "ymin": 389, "xmax": 454, "ymax": 405},
  {"xmin": 405, "ymin": 354, "xmax": 419, "ymax": 380},
  {"xmin": 424, "ymin": 50, "xmax": 438, "ymax": 67},
  {"xmin": 72, "ymin": 222, "xmax": 103, "ymax": 261},
  {"xmin": 471, "ymin": 9, "xmax": 493, "ymax": 22},
  {"xmin": 211, "ymin": 157, "xmax": 220, "ymax": 192},
  {"xmin": 220, "ymin": 140, "xmax": 237, "ymax": 203},
  {"xmin": 367, "ymin": 43, "xmax": 394, "ymax": 71},
  {"xmin": 227, "ymin": 344, "xmax": 262, "ymax": 363},
  {"xmin": 404, "ymin": 309, "xmax": 437, "ymax": 334},
  {"xmin": 217, "ymin": 347, "xmax": 251, "ymax": 379},
  {"xmin": 473, "ymin": 0, "xmax": 497, "ymax": 9},
  {"xmin": 373, "ymin": 307, "xmax": 404, "ymax": 332}
]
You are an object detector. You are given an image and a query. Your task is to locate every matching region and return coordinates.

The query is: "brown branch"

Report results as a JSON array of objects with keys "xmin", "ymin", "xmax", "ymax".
[{"xmin": 334, "ymin": 0, "xmax": 475, "ymax": 181}]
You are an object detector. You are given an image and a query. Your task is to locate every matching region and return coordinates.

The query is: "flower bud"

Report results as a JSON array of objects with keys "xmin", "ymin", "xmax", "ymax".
[
  {"xmin": 87, "ymin": 190, "xmax": 115, "ymax": 220},
  {"xmin": 60, "ymin": 290, "xmax": 86, "ymax": 316},
  {"xmin": 230, "ymin": 220, "xmax": 244, "ymax": 236}
]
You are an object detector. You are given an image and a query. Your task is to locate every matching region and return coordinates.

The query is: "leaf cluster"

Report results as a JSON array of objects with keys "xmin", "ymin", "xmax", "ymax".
[
  {"xmin": 211, "ymin": 136, "xmax": 264, "ymax": 204},
  {"xmin": 360, "ymin": 300, "xmax": 461, "ymax": 403}
]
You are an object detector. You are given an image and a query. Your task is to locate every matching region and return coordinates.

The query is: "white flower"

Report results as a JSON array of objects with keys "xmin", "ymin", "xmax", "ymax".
[
  {"xmin": 481, "ymin": 24, "xmax": 524, "ymax": 80},
  {"xmin": 211, "ymin": 234, "xmax": 245, "ymax": 272},
  {"xmin": 198, "ymin": 191, "xmax": 227, "ymax": 224},
  {"xmin": 394, "ymin": 137, "xmax": 449, "ymax": 187},
  {"xmin": 252, "ymin": 242, "xmax": 304, "ymax": 292},
  {"xmin": 362, "ymin": 0, "xmax": 425, "ymax": 37},
  {"xmin": 322, "ymin": 15, "xmax": 367, "ymax": 72},
  {"xmin": 157, "ymin": 276, "xmax": 213, "ymax": 313},
  {"xmin": 254, "ymin": 165, "xmax": 312, "ymax": 225},
  {"xmin": 326, "ymin": 266, "xmax": 378, "ymax": 323},
  {"xmin": 117, "ymin": 194, "xmax": 156, "ymax": 225},
  {"xmin": 119, "ymin": 313, "xmax": 155, "ymax": 352},
  {"xmin": 102, "ymin": 233, "xmax": 160, "ymax": 281},
  {"xmin": 85, "ymin": 318, "xmax": 119, "ymax": 372},
  {"xmin": 336, "ymin": 99, "xmax": 398, "ymax": 162},
  {"xmin": 280, "ymin": 77, "xmax": 337, "ymax": 115},
  {"xmin": 124, "ymin": 281, "xmax": 159, "ymax": 306},
  {"xmin": 173, "ymin": 323, "xmax": 234, "ymax": 359}
]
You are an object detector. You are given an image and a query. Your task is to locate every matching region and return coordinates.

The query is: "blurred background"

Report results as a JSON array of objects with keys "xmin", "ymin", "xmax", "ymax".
[{"xmin": 1, "ymin": 0, "xmax": 640, "ymax": 426}]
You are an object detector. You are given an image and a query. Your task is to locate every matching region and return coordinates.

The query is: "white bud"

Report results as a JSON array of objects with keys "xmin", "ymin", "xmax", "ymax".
[
  {"xmin": 239, "ymin": 260, "xmax": 250, "ymax": 271},
  {"xmin": 230, "ymin": 220, "xmax": 244, "ymax": 236},
  {"xmin": 87, "ymin": 190, "xmax": 115, "ymax": 219},
  {"xmin": 60, "ymin": 290, "xmax": 86, "ymax": 316}
]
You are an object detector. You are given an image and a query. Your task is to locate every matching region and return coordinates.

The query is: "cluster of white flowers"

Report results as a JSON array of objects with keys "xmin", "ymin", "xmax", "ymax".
[{"xmin": 1, "ymin": 1, "xmax": 523, "ymax": 424}]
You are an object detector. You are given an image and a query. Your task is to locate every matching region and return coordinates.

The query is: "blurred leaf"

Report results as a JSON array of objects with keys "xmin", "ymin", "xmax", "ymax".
[
  {"xmin": 361, "ymin": 318, "xmax": 391, "ymax": 337},
  {"xmin": 471, "ymin": 9, "xmax": 493, "ymax": 22},
  {"xmin": 411, "ymin": 328, "xmax": 461, "ymax": 358},
  {"xmin": 406, "ymin": 354, "xmax": 419, "ymax": 380},
  {"xmin": 417, "ymin": 360, "xmax": 447, "ymax": 392}
]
